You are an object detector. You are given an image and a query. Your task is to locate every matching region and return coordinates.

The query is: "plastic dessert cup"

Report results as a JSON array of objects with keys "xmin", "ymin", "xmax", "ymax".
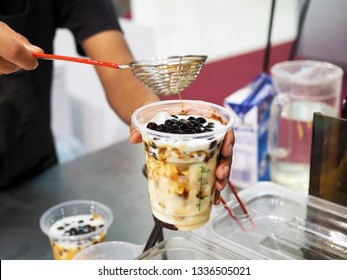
[
  {"xmin": 73, "ymin": 241, "xmax": 144, "ymax": 260},
  {"xmin": 39, "ymin": 200, "xmax": 113, "ymax": 260},
  {"xmin": 132, "ymin": 99, "xmax": 234, "ymax": 231}
]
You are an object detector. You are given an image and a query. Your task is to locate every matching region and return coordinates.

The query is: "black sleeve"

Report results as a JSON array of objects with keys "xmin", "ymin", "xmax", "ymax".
[{"xmin": 54, "ymin": 0, "xmax": 122, "ymax": 55}]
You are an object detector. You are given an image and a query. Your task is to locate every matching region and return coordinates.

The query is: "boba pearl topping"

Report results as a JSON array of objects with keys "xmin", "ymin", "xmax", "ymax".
[
  {"xmin": 142, "ymin": 112, "xmax": 226, "ymax": 163},
  {"xmin": 50, "ymin": 213, "xmax": 105, "ymax": 237},
  {"xmin": 146, "ymin": 112, "xmax": 224, "ymax": 134}
]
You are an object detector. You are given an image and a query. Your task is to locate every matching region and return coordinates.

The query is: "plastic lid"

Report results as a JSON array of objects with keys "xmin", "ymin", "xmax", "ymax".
[{"xmin": 186, "ymin": 182, "xmax": 347, "ymax": 260}]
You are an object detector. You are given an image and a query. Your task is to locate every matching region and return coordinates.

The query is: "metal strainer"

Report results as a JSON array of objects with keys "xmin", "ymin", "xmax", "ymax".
[
  {"xmin": 129, "ymin": 55, "xmax": 207, "ymax": 96},
  {"xmin": 33, "ymin": 52, "xmax": 207, "ymax": 96}
]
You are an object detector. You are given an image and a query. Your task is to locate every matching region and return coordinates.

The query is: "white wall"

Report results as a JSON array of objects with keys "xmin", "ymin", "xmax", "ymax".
[{"xmin": 131, "ymin": 0, "xmax": 298, "ymax": 61}]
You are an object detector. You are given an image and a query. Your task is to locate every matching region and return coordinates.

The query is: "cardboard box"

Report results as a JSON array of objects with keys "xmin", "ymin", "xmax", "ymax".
[{"xmin": 224, "ymin": 73, "xmax": 274, "ymax": 188}]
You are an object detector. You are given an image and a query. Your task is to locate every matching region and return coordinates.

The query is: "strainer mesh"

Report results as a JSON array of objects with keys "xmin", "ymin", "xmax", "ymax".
[{"xmin": 130, "ymin": 55, "xmax": 207, "ymax": 96}]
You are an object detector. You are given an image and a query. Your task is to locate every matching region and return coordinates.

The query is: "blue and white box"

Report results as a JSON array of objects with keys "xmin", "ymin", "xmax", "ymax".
[{"xmin": 224, "ymin": 73, "xmax": 274, "ymax": 188}]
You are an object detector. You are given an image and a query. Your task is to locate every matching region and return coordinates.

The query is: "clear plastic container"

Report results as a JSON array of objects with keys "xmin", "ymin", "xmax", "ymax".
[
  {"xmin": 136, "ymin": 236, "xmax": 244, "ymax": 260},
  {"xmin": 186, "ymin": 181, "xmax": 347, "ymax": 260},
  {"xmin": 74, "ymin": 241, "xmax": 144, "ymax": 260},
  {"xmin": 40, "ymin": 200, "xmax": 113, "ymax": 260}
]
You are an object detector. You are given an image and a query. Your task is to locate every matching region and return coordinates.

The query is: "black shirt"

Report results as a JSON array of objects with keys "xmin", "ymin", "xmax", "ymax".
[{"xmin": 0, "ymin": 0, "xmax": 121, "ymax": 188}]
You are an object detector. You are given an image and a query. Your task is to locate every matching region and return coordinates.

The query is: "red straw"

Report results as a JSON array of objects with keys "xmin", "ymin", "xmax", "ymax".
[
  {"xmin": 228, "ymin": 180, "xmax": 256, "ymax": 228},
  {"xmin": 220, "ymin": 196, "xmax": 246, "ymax": 233}
]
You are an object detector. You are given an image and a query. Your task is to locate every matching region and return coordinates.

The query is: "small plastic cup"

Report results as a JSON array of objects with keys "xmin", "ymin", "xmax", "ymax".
[
  {"xmin": 73, "ymin": 241, "xmax": 144, "ymax": 260},
  {"xmin": 39, "ymin": 200, "xmax": 113, "ymax": 260},
  {"xmin": 132, "ymin": 99, "xmax": 234, "ymax": 231}
]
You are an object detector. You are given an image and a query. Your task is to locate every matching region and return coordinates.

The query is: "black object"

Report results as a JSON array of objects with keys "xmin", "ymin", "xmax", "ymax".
[
  {"xmin": 289, "ymin": 0, "xmax": 312, "ymax": 60},
  {"xmin": 309, "ymin": 113, "xmax": 347, "ymax": 206},
  {"xmin": 342, "ymin": 96, "xmax": 347, "ymax": 119},
  {"xmin": 142, "ymin": 220, "xmax": 164, "ymax": 252},
  {"xmin": 262, "ymin": 0, "xmax": 276, "ymax": 73}
]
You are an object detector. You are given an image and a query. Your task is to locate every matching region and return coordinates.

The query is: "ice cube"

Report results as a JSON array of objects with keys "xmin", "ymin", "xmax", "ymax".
[{"xmin": 151, "ymin": 111, "xmax": 171, "ymax": 125}]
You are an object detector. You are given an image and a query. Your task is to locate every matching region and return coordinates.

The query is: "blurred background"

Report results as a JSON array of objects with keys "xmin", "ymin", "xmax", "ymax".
[{"xmin": 51, "ymin": 0, "xmax": 346, "ymax": 163}]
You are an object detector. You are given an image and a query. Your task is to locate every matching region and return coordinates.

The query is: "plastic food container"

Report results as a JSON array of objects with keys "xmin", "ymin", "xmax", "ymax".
[
  {"xmin": 40, "ymin": 200, "xmax": 114, "ymax": 260},
  {"xmin": 186, "ymin": 181, "xmax": 347, "ymax": 260},
  {"xmin": 135, "ymin": 236, "xmax": 244, "ymax": 260},
  {"xmin": 74, "ymin": 241, "xmax": 144, "ymax": 260}
]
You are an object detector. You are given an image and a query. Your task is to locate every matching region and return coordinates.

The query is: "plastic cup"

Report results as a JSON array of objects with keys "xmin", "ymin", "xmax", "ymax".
[
  {"xmin": 73, "ymin": 241, "xmax": 144, "ymax": 260},
  {"xmin": 132, "ymin": 99, "xmax": 234, "ymax": 231},
  {"xmin": 39, "ymin": 200, "xmax": 113, "ymax": 260}
]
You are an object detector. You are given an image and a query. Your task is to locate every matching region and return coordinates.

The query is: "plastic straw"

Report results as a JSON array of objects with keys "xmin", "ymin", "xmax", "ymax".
[
  {"xmin": 143, "ymin": 220, "xmax": 163, "ymax": 252},
  {"xmin": 228, "ymin": 180, "xmax": 256, "ymax": 228},
  {"xmin": 220, "ymin": 196, "xmax": 246, "ymax": 233},
  {"xmin": 289, "ymin": 0, "xmax": 312, "ymax": 60},
  {"xmin": 262, "ymin": 0, "xmax": 276, "ymax": 73}
]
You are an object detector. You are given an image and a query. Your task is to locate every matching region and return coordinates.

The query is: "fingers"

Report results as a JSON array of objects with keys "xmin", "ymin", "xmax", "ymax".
[
  {"xmin": 220, "ymin": 129, "xmax": 235, "ymax": 158},
  {"xmin": 0, "ymin": 56, "xmax": 22, "ymax": 74},
  {"xmin": 214, "ymin": 129, "xmax": 235, "ymax": 204},
  {"xmin": 0, "ymin": 21, "xmax": 43, "ymax": 74},
  {"xmin": 214, "ymin": 190, "xmax": 221, "ymax": 205},
  {"xmin": 129, "ymin": 123, "xmax": 142, "ymax": 144}
]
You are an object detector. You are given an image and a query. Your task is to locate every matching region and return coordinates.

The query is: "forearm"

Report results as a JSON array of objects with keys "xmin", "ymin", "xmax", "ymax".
[{"xmin": 81, "ymin": 30, "xmax": 160, "ymax": 125}]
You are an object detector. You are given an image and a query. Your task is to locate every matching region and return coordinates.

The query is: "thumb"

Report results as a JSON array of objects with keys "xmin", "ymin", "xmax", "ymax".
[{"xmin": 129, "ymin": 124, "xmax": 142, "ymax": 144}]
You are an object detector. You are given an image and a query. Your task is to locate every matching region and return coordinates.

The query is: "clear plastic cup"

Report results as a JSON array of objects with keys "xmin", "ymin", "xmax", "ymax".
[
  {"xmin": 73, "ymin": 241, "xmax": 144, "ymax": 260},
  {"xmin": 132, "ymin": 99, "xmax": 234, "ymax": 231},
  {"xmin": 39, "ymin": 200, "xmax": 113, "ymax": 260}
]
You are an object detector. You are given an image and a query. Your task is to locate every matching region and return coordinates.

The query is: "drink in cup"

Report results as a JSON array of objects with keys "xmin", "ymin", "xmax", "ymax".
[
  {"xmin": 40, "ymin": 200, "xmax": 113, "ymax": 260},
  {"xmin": 132, "ymin": 100, "xmax": 234, "ymax": 231}
]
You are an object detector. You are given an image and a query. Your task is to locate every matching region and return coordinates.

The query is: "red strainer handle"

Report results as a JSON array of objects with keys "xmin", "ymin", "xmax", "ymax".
[{"xmin": 32, "ymin": 52, "xmax": 125, "ymax": 69}]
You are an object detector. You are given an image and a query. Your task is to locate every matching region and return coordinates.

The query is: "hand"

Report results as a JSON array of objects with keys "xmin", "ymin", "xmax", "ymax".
[
  {"xmin": 214, "ymin": 129, "xmax": 235, "ymax": 205},
  {"xmin": 0, "ymin": 21, "xmax": 43, "ymax": 74},
  {"xmin": 129, "ymin": 123, "xmax": 142, "ymax": 144}
]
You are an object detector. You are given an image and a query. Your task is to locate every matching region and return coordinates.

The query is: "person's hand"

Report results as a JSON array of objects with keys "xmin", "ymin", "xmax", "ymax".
[
  {"xmin": 129, "ymin": 123, "xmax": 142, "ymax": 144},
  {"xmin": 0, "ymin": 21, "xmax": 43, "ymax": 74},
  {"xmin": 214, "ymin": 129, "xmax": 235, "ymax": 205}
]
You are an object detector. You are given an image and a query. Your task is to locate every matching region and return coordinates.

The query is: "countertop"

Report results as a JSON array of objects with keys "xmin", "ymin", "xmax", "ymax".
[{"xmin": 0, "ymin": 140, "xmax": 177, "ymax": 260}]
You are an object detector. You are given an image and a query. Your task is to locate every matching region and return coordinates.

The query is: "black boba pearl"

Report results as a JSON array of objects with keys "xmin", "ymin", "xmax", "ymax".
[
  {"xmin": 65, "ymin": 228, "xmax": 78, "ymax": 236},
  {"xmin": 175, "ymin": 121, "xmax": 184, "ymax": 129},
  {"xmin": 157, "ymin": 124, "xmax": 167, "ymax": 132},
  {"xmin": 146, "ymin": 122, "xmax": 158, "ymax": 130},
  {"xmin": 196, "ymin": 117, "xmax": 207, "ymax": 124},
  {"xmin": 164, "ymin": 119, "xmax": 178, "ymax": 127},
  {"xmin": 209, "ymin": 140, "xmax": 217, "ymax": 149},
  {"xmin": 193, "ymin": 126, "xmax": 202, "ymax": 133}
]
